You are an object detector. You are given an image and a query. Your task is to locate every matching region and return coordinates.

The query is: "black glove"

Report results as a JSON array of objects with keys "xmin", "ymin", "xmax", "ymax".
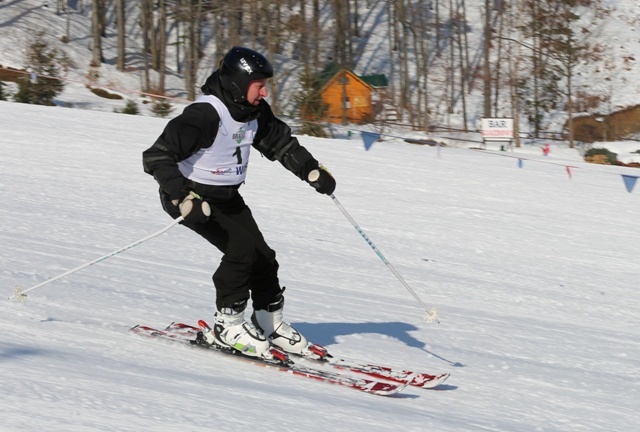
[
  {"xmin": 307, "ymin": 166, "xmax": 336, "ymax": 195},
  {"xmin": 172, "ymin": 192, "xmax": 211, "ymax": 224}
]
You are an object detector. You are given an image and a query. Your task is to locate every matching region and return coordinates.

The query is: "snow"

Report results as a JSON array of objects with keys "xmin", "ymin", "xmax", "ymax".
[
  {"xmin": 1, "ymin": 100, "xmax": 640, "ymax": 431},
  {"xmin": 2, "ymin": 0, "xmax": 640, "ymax": 430}
]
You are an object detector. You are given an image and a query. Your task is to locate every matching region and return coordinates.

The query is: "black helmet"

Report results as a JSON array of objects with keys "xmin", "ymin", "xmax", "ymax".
[{"xmin": 219, "ymin": 46, "xmax": 273, "ymax": 103}]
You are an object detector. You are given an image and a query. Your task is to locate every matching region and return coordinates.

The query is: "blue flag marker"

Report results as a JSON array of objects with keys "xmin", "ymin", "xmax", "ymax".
[
  {"xmin": 621, "ymin": 174, "xmax": 638, "ymax": 193},
  {"xmin": 361, "ymin": 132, "xmax": 381, "ymax": 151},
  {"xmin": 518, "ymin": 158, "xmax": 523, "ymax": 168}
]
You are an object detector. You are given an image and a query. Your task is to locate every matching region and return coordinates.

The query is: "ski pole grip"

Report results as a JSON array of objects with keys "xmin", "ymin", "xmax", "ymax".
[{"xmin": 308, "ymin": 169, "xmax": 320, "ymax": 182}]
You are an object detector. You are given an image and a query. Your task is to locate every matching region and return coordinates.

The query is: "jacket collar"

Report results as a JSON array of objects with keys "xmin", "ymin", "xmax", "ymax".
[{"xmin": 200, "ymin": 71, "xmax": 262, "ymax": 122}]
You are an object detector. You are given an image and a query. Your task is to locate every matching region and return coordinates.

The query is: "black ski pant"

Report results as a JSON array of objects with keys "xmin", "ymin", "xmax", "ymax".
[{"xmin": 161, "ymin": 186, "xmax": 281, "ymax": 311}]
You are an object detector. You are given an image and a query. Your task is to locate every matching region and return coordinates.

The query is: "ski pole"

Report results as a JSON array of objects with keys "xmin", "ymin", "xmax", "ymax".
[
  {"xmin": 8, "ymin": 216, "xmax": 184, "ymax": 302},
  {"xmin": 330, "ymin": 194, "xmax": 439, "ymax": 323}
]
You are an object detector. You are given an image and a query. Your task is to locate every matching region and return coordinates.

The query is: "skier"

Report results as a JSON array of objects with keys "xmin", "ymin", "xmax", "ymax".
[{"xmin": 142, "ymin": 46, "xmax": 336, "ymax": 359}]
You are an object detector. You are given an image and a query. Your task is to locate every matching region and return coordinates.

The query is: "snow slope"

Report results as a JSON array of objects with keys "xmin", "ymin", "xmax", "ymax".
[{"xmin": 1, "ymin": 100, "xmax": 639, "ymax": 431}]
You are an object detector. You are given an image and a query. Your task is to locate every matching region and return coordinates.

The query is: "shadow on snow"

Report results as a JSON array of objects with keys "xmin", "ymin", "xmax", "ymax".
[{"xmin": 295, "ymin": 320, "xmax": 465, "ymax": 368}]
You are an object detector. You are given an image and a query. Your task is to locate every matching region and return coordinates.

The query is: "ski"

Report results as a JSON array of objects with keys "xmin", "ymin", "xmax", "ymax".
[
  {"xmin": 163, "ymin": 322, "xmax": 450, "ymax": 389},
  {"xmin": 130, "ymin": 324, "xmax": 407, "ymax": 397},
  {"xmin": 308, "ymin": 354, "xmax": 450, "ymax": 389}
]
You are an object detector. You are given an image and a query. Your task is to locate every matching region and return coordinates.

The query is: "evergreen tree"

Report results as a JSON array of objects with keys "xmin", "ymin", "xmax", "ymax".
[
  {"xmin": 150, "ymin": 98, "xmax": 174, "ymax": 118},
  {"xmin": 14, "ymin": 32, "xmax": 65, "ymax": 106},
  {"xmin": 114, "ymin": 100, "xmax": 140, "ymax": 115}
]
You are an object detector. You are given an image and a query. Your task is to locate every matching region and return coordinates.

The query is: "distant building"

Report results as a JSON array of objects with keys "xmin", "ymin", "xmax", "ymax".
[{"xmin": 317, "ymin": 64, "xmax": 388, "ymax": 124}]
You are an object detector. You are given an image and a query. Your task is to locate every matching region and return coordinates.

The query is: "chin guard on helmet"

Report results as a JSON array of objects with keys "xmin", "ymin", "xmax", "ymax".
[{"xmin": 219, "ymin": 46, "xmax": 274, "ymax": 103}]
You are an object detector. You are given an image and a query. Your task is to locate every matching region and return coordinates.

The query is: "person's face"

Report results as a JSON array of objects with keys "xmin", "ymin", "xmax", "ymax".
[{"xmin": 246, "ymin": 79, "xmax": 269, "ymax": 106}]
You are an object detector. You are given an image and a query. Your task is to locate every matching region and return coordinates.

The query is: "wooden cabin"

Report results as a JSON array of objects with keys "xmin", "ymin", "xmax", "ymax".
[{"xmin": 318, "ymin": 64, "xmax": 388, "ymax": 124}]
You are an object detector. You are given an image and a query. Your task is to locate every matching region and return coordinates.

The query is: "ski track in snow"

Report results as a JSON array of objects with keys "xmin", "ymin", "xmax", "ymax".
[{"xmin": 1, "ymin": 101, "xmax": 640, "ymax": 431}]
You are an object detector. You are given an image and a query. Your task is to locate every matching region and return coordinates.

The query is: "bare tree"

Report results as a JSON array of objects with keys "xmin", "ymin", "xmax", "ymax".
[
  {"xmin": 434, "ymin": 0, "xmax": 443, "ymax": 56},
  {"xmin": 264, "ymin": 0, "xmax": 280, "ymax": 113},
  {"xmin": 168, "ymin": 0, "xmax": 206, "ymax": 100},
  {"xmin": 333, "ymin": 0, "xmax": 351, "ymax": 67},
  {"xmin": 185, "ymin": 0, "xmax": 203, "ymax": 100},
  {"xmin": 396, "ymin": 0, "xmax": 411, "ymax": 116},
  {"xmin": 415, "ymin": 0, "xmax": 431, "ymax": 131},
  {"xmin": 447, "ymin": 0, "xmax": 455, "ymax": 127},
  {"xmin": 312, "ymin": 0, "xmax": 320, "ymax": 69},
  {"xmin": 483, "ymin": 0, "xmax": 491, "ymax": 118},
  {"xmin": 455, "ymin": 0, "xmax": 468, "ymax": 131},
  {"xmin": 157, "ymin": 0, "xmax": 168, "ymax": 94},
  {"xmin": 90, "ymin": 0, "xmax": 103, "ymax": 66},
  {"xmin": 140, "ymin": 0, "xmax": 153, "ymax": 91},
  {"xmin": 115, "ymin": 0, "xmax": 125, "ymax": 72},
  {"xmin": 227, "ymin": 0, "xmax": 243, "ymax": 48},
  {"xmin": 516, "ymin": 0, "xmax": 605, "ymax": 147}
]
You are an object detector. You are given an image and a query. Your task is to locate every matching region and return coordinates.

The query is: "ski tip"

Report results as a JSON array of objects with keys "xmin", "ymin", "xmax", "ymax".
[
  {"xmin": 367, "ymin": 380, "xmax": 410, "ymax": 396},
  {"xmin": 414, "ymin": 372, "xmax": 451, "ymax": 389},
  {"xmin": 197, "ymin": 319, "xmax": 211, "ymax": 331}
]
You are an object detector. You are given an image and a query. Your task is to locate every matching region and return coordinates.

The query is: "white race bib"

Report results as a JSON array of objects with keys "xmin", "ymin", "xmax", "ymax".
[{"xmin": 178, "ymin": 95, "xmax": 257, "ymax": 186}]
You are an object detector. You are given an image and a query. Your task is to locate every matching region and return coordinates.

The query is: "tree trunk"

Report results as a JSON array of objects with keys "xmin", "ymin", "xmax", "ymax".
[
  {"xmin": 299, "ymin": 0, "xmax": 308, "ymax": 73},
  {"xmin": 457, "ymin": 0, "xmax": 468, "ymax": 131},
  {"xmin": 184, "ymin": 0, "xmax": 202, "ymax": 100},
  {"xmin": 140, "ymin": 0, "xmax": 152, "ymax": 91},
  {"xmin": 90, "ymin": 0, "xmax": 103, "ymax": 66},
  {"xmin": 483, "ymin": 0, "xmax": 491, "ymax": 118},
  {"xmin": 149, "ymin": 0, "xmax": 159, "ymax": 71},
  {"xmin": 157, "ymin": 0, "xmax": 167, "ymax": 94},
  {"xmin": 434, "ymin": 0, "xmax": 442, "ymax": 56},
  {"xmin": 447, "ymin": 0, "xmax": 455, "ymax": 126},
  {"xmin": 116, "ymin": 0, "xmax": 125, "ymax": 72},
  {"xmin": 566, "ymin": 35, "xmax": 575, "ymax": 149},
  {"xmin": 416, "ymin": 0, "xmax": 430, "ymax": 131},
  {"xmin": 313, "ymin": 0, "xmax": 320, "ymax": 69},
  {"xmin": 334, "ymin": 0, "xmax": 349, "ymax": 66},
  {"xmin": 228, "ymin": 1, "xmax": 243, "ymax": 48},
  {"xmin": 399, "ymin": 0, "xmax": 410, "ymax": 116},
  {"xmin": 265, "ymin": 0, "xmax": 280, "ymax": 113},
  {"xmin": 98, "ymin": 0, "xmax": 107, "ymax": 38},
  {"xmin": 353, "ymin": 0, "xmax": 359, "ymax": 37}
]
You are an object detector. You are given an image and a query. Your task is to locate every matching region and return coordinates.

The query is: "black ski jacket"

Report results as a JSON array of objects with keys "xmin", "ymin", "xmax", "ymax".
[{"xmin": 142, "ymin": 70, "xmax": 319, "ymax": 202}]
